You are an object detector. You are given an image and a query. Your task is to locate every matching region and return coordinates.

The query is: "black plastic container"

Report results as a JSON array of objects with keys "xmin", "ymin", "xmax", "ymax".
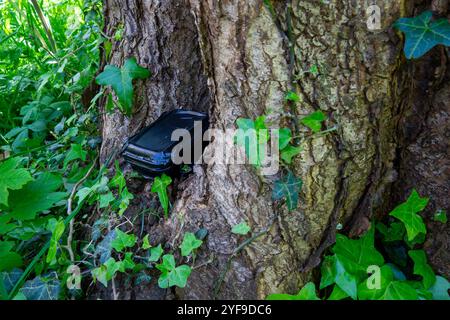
[{"xmin": 121, "ymin": 109, "xmax": 209, "ymax": 178}]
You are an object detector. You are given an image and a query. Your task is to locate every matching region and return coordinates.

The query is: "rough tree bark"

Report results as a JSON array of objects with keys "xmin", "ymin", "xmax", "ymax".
[{"xmin": 96, "ymin": 0, "xmax": 449, "ymax": 299}]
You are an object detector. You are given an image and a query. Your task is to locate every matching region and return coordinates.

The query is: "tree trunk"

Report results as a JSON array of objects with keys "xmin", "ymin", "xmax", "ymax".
[{"xmin": 97, "ymin": 0, "xmax": 449, "ymax": 299}]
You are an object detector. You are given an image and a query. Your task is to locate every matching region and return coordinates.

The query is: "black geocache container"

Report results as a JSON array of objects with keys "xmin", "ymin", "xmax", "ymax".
[{"xmin": 121, "ymin": 109, "xmax": 209, "ymax": 178}]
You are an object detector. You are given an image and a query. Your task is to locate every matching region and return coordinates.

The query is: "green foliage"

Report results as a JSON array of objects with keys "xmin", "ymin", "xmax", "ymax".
[
  {"xmin": 381, "ymin": 281, "xmax": 418, "ymax": 300},
  {"xmin": 180, "ymin": 232, "xmax": 203, "ymax": 257},
  {"xmin": 0, "ymin": 157, "xmax": 33, "ymax": 206},
  {"xmin": 284, "ymin": 91, "xmax": 300, "ymax": 103},
  {"xmin": 92, "ymin": 256, "xmax": 134, "ymax": 287},
  {"xmin": 231, "ymin": 222, "xmax": 251, "ymax": 235},
  {"xmin": 0, "ymin": 0, "xmax": 105, "ymax": 300},
  {"xmin": 151, "ymin": 174, "xmax": 172, "ymax": 218},
  {"xmin": 394, "ymin": 11, "xmax": 450, "ymax": 59},
  {"xmin": 267, "ymin": 192, "xmax": 449, "ymax": 300},
  {"xmin": 111, "ymin": 229, "xmax": 137, "ymax": 253},
  {"xmin": 142, "ymin": 234, "xmax": 151, "ymax": 250},
  {"xmin": 389, "ymin": 189, "xmax": 428, "ymax": 241},
  {"xmin": 46, "ymin": 218, "xmax": 65, "ymax": 264},
  {"xmin": 156, "ymin": 254, "xmax": 192, "ymax": 289},
  {"xmin": 19, "ymin": 272, "xmax": 60, "ymax": 300},
  {"xmin": 95, "ymin": 57, "xmax": 151, "ymax": 115},
  {"xmin": 64, "ymin": 143, "xmax": 87, "ymax": 168},
  {"xmin": 280, "ymin": 145, "xmax": 302, "ymax": 164},
  {"xmin": 325, "ymin": 227, "xmax": 384, "ymax": 299},
  {"xmin": 272, "ymin": 171, "xmax": 302, "ymax": 211},
  {"xmin": 0, "ymin": 241, "xmax": 23, "ymax": 272},
  {"xmin": 278, "ymin": 128, "xmax": 292, "ymax": 150},
  {"xmin": 332, "ymin": 227, "xmax": 384, "ymax": 277},
  {"xmin": 235, "ymin": 107, "xmax": 330, "ymax": 212},
  {"xmin": 408, "ymin": 250, "xmax": 436, "ymax": 289},
  {"xmin": 267, "ymin": 282, "xmax": 320, "ymax": 300},
  {"xmin": 148, "ymin": 244, "xmax": 163, "ymax": 262},
  {"xmin": 235, "ymin": 116, "xmax": 269, "ymax": 168},
  {"xmin": 300, "ymin": 111, "xmax": 326, "ymax": 133},
  {"xmin": 7, "ymin": 172, "xmax": 67, "ymax": 221}
]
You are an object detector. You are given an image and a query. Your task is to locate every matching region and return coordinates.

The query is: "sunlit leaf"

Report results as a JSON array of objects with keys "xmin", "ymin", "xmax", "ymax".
[
  {"xmin": 111, "ymin": 229, "xmax": 136, "ymax": 252},
  {"xmin": 389, "ymin": 189, "xmax": 428, "ymax": 241},
  {"xmin": 0, "ymin": 157, "xmax": 32, "ymax": 206},
  {"xmin": 231, "ymin": 222, "xmax": 251, "ymax": 235},
  {"xmin": 300, "ymin": 111, "xmax": 326, "ymax": 133},
  {"xmin": 96, "ymin": 57, "xmax": 150, "ymax": 114},
  {"xmin": 180, "ymin": 232, "xmax": 203, "ymax": 257},
  {"xmin": 151, "ymin": 174, "xmax": 172, "ymax": 218}
]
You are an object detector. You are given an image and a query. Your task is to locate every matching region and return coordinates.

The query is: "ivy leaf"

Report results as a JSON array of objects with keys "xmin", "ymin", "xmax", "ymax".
[
  {"xmin": 110, "ymin": 161, "xmax": 126, "ymax": 193},
  {"xmin": 92, "ymin": 258, "xmax": 122, "ymax": 287},
  {"xmin": 19, "ymin": 273, "xmax": 60, "ymax": 300},
  {"xmin": 357, "ymin": 265, "xmax": 394, "ymax": 300},
  {"xmin": 231, "ymin": 222, "xmax": 251, "ymax": 235},
  {"xmin": 180, "ymin": 232, "xmax": 203, "ymax": 257},
  {"xmin": 394, "ymin": 11, "xmax": 450, "ymax": 59},
  {"xmin": 381, "ymin": 281, "xmax": 418, "ymax": 300},
  {"xmin": 0, "ymin": 241, "xmax": 23, "ymax": 272},
  {"xmin": 149, "ymin": 244, "xmax": 163, "ymax": 262},
  {"xmin": 433, "ymin": 210, "xmax": 447, "ymax": 224},
  {"xmin": 8, "ymin": 173, "xmax": 67, "ymax": 221},
  {"xmin": 332, "ymin": 226, "xmax": 384, "ymax": 278},
  {"xmin": 309, "ymin": 64, "xmax": 319, "ymax": 75},
  {"xmin": 334, "ymin": 257, "xmax": 358, "ymax": 300},
  {"xmin": 235, "ymin": 116, "xmax": 268, "ymax": 167},
  {"xmin": 272, "ymin": 171, "xmax": 302, "ymax": 211},
  {"xmin": 98, "ymin": 192, "xmax": 115, "ymax": 209},
  {"xmin": 63, "ymin": 143, "xmax": 87, "ymax": 168},
  {"xmin": 291, "ymin": 282, "xmax": 321, "ymax": 300},
  {"xmin": 278, "ymin": 128, "xmax": 292, "ymax": 150},
  {"xmin": 46, "ymin": 218, "xmax": 65, "ymax": 264},
  {"xmin": 328, "ymin": 285, "xmax": 349, "ymax": 300},
  {"xmin": 118, "ymin": 252, "xmax": 136, "ymax": 272},
  {"xmin": 300, "ymin": 111, "xmax": 326, "ymax": 133},
  {"xmin": 156, "ymin": 254, "xmax": 192, "ymax": 288},
  {"xmin": 389, "ymin": 189, "xmax": 428, "ymax": 241},
  {"xmin": 111, "ymin": 229, "xmax": 136, "ymax": 252},
  {"xmin": 285, "ymin": 91, "xmax": 300, "ymax": 103},
  {"xmin": 280, "ymin": 145, "xmax": 302, "ymax": 164},
  {"xmin": 1, "ymin": 268, "xmax": 22, "ymax": 293},
  {"xmin": 408, "ymin": 250, "xmax": 436, "ymax": 289},
  {"xmin": 320, "ymin": 255, "xmax": 336, "ymax": 289},
  {"xmin": 429, "ymin": 276, "xmax": 450, "ymax": 300},
  {"xmin": 0, "ymin": 215, "xmax": 16, "ymax": 235},
  {"xmin": 266, "ymin": 282, "xmax": 320, "ymax": 300},
  {"xmin": 142, "ymin": 234, "xmax": 151, "ymax": 250},
  {"xmin": 117, "ymin": 187, "xmax": 133, "ymax": 216},
  {"xmin": 151, "ymin": 174, "xmax": 172, "ymax": 218},
  {"xmin": 0, "ymin": 157, "xmax": 33, "ymax": 206},
  {"xmin": 95, "ymin": 57, "xmax": 151, "ymax": 114}
]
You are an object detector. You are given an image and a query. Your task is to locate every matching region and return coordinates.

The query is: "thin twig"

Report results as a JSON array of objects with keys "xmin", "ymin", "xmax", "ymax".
[{"xmin": 66, "ymin": 156, "xmax": 99, "ymax": 263}]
